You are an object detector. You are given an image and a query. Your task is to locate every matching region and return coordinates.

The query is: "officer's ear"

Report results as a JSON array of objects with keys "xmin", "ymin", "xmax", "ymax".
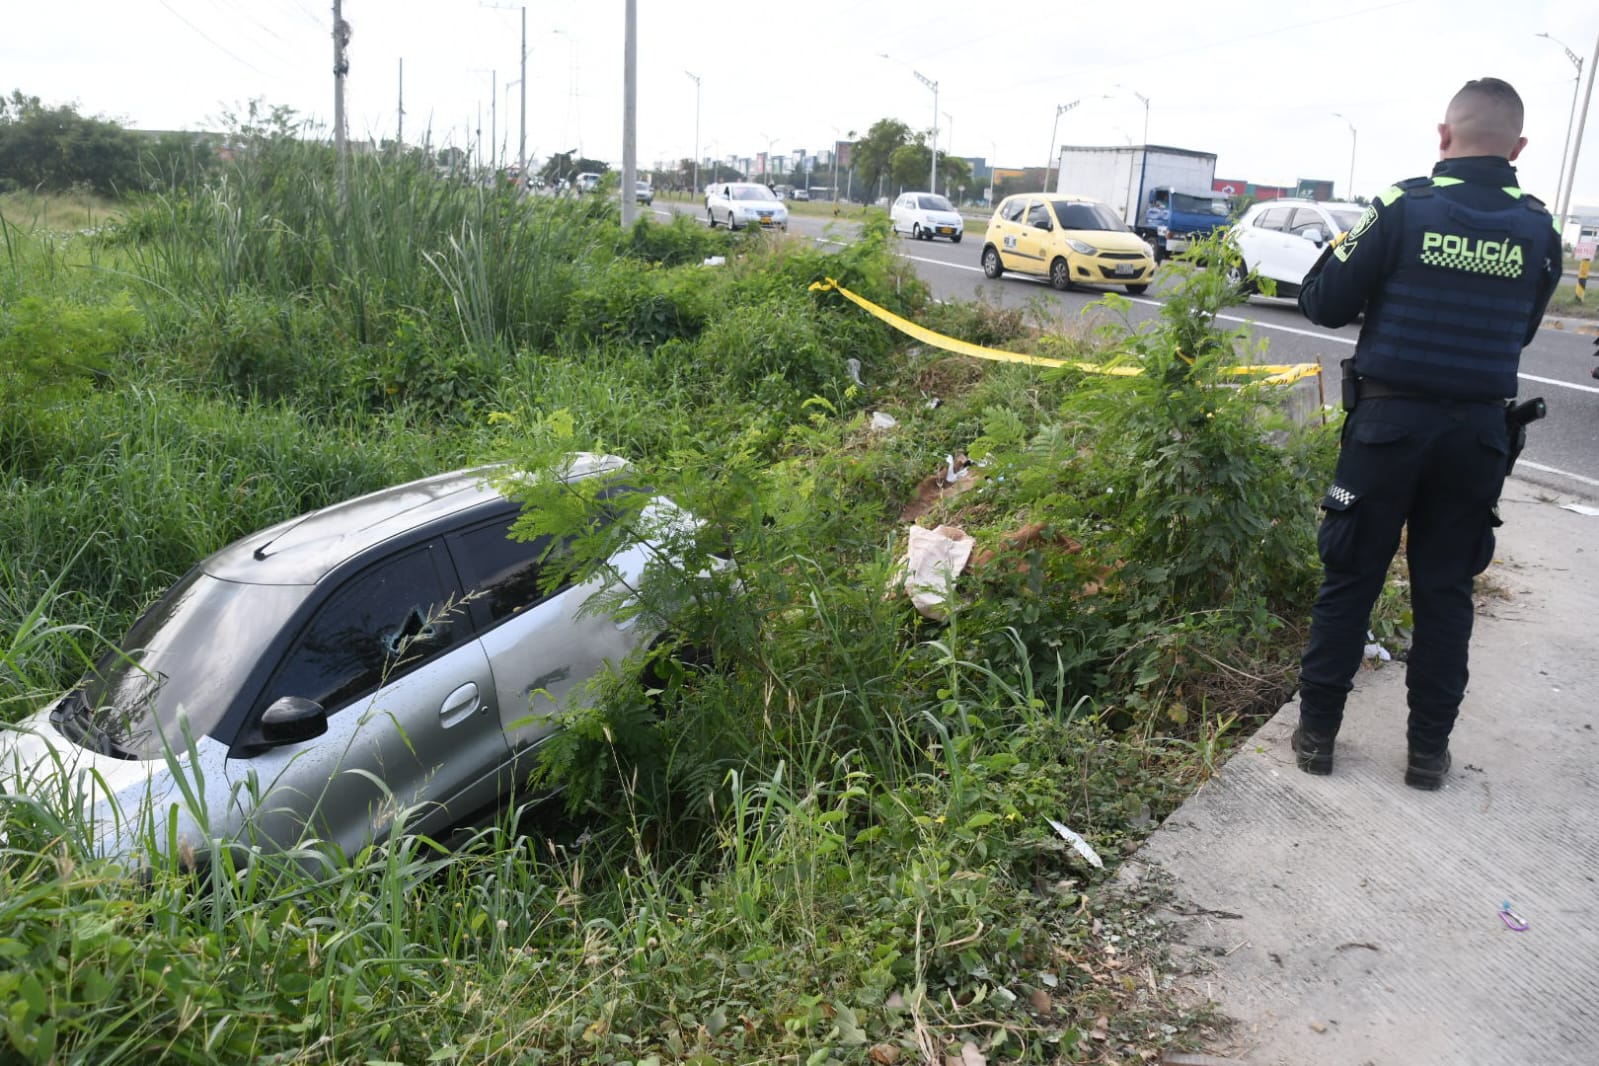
[
  {"xmin": 1507, "ymin": 135, "xmax": 1527, "ymax": 162},
  {"xmin": 1437, "ymin": 122, "xmax": 1453, "ymax": 157}
]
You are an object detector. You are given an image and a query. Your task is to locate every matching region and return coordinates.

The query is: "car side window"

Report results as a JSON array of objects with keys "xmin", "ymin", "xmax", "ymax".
[
  {"xmin": 1001, "ymin": 198, "xmax": 1025, "ymax": 223},
  {"xmin": 260, "ymin": 545, "xmax": 460, "ymax": 714},
  {"xmin": 448, "ymin": 515, "xmax": 574, "ymax": 627},
  {"xmin": 1027, "ymin": 201, "xmax": 1052, "ymax": 230},
  {"xmin": 1289, "ymin": 209, "xmax": 1329, "ymax": 236},
  {"xmin": 1257, "ymin": 207, "xmax": 1293, "ymax": 231}
]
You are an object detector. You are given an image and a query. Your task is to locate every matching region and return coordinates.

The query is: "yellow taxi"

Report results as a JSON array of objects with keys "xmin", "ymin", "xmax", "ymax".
[{"xmin": 980, "ymin": 194, "xmax": 1156, "ymax": 294}]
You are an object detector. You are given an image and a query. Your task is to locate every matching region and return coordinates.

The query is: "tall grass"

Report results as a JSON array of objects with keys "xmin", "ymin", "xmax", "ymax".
[{"xmin": 0, "ymin": 168, "xmax": 1331, "ymax": 1062}]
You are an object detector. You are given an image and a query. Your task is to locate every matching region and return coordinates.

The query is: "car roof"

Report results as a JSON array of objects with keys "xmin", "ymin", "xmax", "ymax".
[
  {"xmin": 1247, "ymin": 198, "xmax": 1361, "ymax": 212},
  {"xmin": 205, "ymin": 454, "xmax": 627, "ymax": 586}
]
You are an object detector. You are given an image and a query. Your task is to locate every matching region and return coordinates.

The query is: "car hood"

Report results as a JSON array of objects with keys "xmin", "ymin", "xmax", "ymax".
[
  {"xmin": 920, "ymin": 210, "xmax": 963, "ymax": 226},
  {"xmin": 0, "ymin": 704, "xmax": 221, "ymax": 862},
  {"xmin": 734, "ymin": 200, "xmax": 785, "ymax": 213},
  {"xmin": 1067, "ymin": 229, "xmax": 1150, "ymax": 254}
]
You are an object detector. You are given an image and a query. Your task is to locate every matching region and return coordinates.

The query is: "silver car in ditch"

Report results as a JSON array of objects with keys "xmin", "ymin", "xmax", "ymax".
[{"xmin": 0, "ymin": 456, "xmax": 690, "ymax": 865}]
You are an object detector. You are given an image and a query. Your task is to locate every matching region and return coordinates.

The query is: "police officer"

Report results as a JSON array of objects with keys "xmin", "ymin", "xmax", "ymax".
[{"xmin": 1292, "ymin": 78, "xmax": 1563, "ymax": 789}]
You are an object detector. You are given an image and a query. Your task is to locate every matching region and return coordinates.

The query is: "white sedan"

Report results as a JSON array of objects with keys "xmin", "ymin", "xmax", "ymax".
[{"xmin": 705, "ymin": 182, "xmax": 789, "ymax": 231}]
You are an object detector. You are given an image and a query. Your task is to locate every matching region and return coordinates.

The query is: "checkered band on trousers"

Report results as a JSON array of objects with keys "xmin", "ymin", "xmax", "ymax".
[
  {"xmin": 1418, "ymin": 250, "xmax": 1524, "ymax": 278},
  {"xmin": 1327, "ymin": 484, "xmax": 1355, "ymax": 506}
]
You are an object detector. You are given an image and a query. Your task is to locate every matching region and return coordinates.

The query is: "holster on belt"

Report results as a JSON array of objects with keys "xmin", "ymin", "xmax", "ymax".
[
  {"xmin": 1504, "ymin": 396, "xmax": 1546, "ymax": 475},
  {"xmin": 1340, "ymin": 357, "xmax": 1358, "ymax": 412}
]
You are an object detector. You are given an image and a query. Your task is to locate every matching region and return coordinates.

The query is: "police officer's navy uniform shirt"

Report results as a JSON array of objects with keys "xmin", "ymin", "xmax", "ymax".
[{"xmin": 1299, "ymin": 156, "xmax": 1563, "ymax": 401}]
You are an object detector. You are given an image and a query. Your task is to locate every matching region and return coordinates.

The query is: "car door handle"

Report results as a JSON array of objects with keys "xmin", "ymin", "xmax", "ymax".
[{"xmin": 440, "ymin": 682, "xmax": 481, "ymax": 728}]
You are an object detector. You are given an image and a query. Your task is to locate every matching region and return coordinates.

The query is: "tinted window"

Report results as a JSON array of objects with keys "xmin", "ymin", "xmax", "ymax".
[
  {"xmin": 1027, "ymin": 201, "xmax": 1053, "ymax": 229},
  {"xmin": 260, "ymin": 547, "xmax": 459, "ymax": 714},
  {"xmin": 1173, "ymin": 192, "xmax": 1229, "ymax": 216},
  {"xmin": 1256, "ymin": 207, "xmax": 1292, "ymax": 231},
  {"xmin": 1000, "ymin": 198, "xmax": 1025, "ymax": 223},
  {"xmin": 450, "ymin": 517, "xmax": 570, "ymax": 625},
  {"xmin": 1050, "ymin": 201, "xmax": 1125, "ymax": 232}
]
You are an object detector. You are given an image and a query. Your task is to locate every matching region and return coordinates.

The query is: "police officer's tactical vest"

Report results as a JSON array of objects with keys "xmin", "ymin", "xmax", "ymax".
[{"xmin": 1356, "ymin": 176, "xmax": 1552, "ymax": 399}]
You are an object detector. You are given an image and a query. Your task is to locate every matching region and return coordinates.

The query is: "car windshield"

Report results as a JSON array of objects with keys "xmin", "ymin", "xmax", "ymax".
[
  {"xmin": 1050, "ymin": 200, "xmax": 1125, "ymax": 232},
  {"xmin": 1328, "ymin": 209, "xmax": 1362, "ymax": 232},
  {"xmin": 71, "ymin": 570, "xmax": 311, "ymax": 759},
  {"xmin": 1173, "ymin": 192, "xmax": 1230, "ymax": 216},
  {"xmin": 636, "ymin": 182, "xmax": 649, "ymax": 190},
  {"xmin": 917, "ymin": 194, "xmax": 954, "ymax": 211},
  {"xmin": 731, "ymin": 185, "xmax": 778, "ymax": 201}
]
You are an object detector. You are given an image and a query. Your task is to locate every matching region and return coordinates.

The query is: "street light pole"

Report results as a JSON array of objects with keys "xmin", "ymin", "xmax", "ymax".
[
  {"xmin": 831, "ymin": 125, "xmax": 842, "ymax": 203},
  {"xmin": 1333, "ymin": 112, "xmax": 1356, "ymax": 200},
  {"xmin": 943, "ymin": 110, "xmax": 955, "ymax": 197},
  {"xmin": 1538, "ymin": 31, "xmax": 1585, "ymax": 228},
  {"xmin": 988, "ymin": 138, "xmax": 997, "ymax": 205},
  {"xmin": 913, "ymin": 69, "xmax": 938, "ymax": 193},
  {"xmin": 685, "ymin": 70, "xmax": 701, "ymax": 197},
  {"xmin": 1045, "ymin": 100, "xmax": 1081, "ymax": 191},
  {"xmin": 1561, "ymin": 28, "xmax": 1599, "ymax": 235}
]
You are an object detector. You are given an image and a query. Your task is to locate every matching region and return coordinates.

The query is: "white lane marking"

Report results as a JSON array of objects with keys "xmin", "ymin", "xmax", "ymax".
[
  {"xmin": 1519, "ymin": 373, "xmax": 1599, "ymax": 396},
  {"xmin": 1518, "ymin": 460, "xmax": 1599, "ymax": 489}
]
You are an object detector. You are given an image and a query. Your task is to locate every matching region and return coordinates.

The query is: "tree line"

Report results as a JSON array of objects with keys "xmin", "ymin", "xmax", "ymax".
[{"xmin": 0, "ymin": 90, "xmax": 221, "ymax": 197}]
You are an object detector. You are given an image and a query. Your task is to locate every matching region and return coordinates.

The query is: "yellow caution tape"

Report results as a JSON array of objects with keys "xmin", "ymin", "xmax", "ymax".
[{"xmin": 808, "ymin": 277, "xmax": 1321, "ymax": 386}]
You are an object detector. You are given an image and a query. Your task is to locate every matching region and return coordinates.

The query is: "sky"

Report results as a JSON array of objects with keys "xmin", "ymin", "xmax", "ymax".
[{"xmin": 6, "ymin": 1, "xmax": 1596, "ymax": 213}]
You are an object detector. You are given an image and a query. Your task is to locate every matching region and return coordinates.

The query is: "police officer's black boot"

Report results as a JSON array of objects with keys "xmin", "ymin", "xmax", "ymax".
[
  {"xmin": 1405, "ymin": 746, "xmax": 1451, "ymax": 790},
  {"xmin": 1291, "ymin": 725, "xmax": 1337, "ymax": 775}
]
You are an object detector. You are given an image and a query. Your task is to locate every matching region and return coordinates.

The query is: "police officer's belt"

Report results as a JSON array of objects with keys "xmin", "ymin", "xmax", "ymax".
[
  {"xmin": 1357, "ymin": 378, "xmax": 1432, "ymax": 400},
  {"xmin": 1357, "ymin": 379, "xmax": 1499, "ymax": 404}
]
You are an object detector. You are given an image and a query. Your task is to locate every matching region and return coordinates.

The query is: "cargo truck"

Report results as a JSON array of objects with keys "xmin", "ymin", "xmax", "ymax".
[{"xmin": 1054, "ymin": 145, "xmax": 1231, "ymax": 260}]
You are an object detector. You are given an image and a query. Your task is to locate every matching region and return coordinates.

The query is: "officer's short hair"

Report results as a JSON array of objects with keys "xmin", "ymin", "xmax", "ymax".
[{"xmin": 1446, "ymin": 78, "xmax": 1525, "ymax": 154}]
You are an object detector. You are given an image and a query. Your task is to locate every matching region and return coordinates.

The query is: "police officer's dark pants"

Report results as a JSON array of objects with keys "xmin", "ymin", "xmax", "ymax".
[{"xmin": 1299, "ymin": 396, "xmax": 1507, "ymax": 753}]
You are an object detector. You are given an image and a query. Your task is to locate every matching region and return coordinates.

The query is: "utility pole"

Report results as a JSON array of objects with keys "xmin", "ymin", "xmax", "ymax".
[
  {"xmin": 519, "ymin": 7, "xmax": 527, "ymax": 177},
  {"xmin": 621, "ymin": 0, "xmax": 638, "ymax": 226},
  {"xmin": 396, "ymin": 57, "xmax": 404, "ymax": 147},
  {"xmin": 490, "ymin": 69, "xmax": 497, "ymax": 171},
  {"xmin": 685, "ymin": 71, "xmax": 701, "ymax": 198},
  {"xmin": 332, "ymin": 0, "xmax": 350, "ymax": 204}
]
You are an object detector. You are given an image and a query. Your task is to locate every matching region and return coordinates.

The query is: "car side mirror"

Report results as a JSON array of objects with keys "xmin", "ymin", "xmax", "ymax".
[
  {"xmin": 1037, "ymin": 220, "xmax": 1053, "ymax": 232},
  {"xmin": 1302, "ymin": 227, "xmax": 1325, "ymax": 246},
  {"xmin": 233, "ymin": 696, "xmax": 328, "ymax": 757}
]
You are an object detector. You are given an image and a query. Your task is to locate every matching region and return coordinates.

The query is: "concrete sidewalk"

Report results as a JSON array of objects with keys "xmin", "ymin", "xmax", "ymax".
[{"xmin": 1124, "ymin": 475, "xmax": 1599, "ymax": 1065}]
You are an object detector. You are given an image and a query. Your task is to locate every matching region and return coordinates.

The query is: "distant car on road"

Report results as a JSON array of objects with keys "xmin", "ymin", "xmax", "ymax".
[
  {"xmin": 790, "ymin": 188, "xmax": 810, "ymax": 202},
  {"xmin": 705, "ymin": 182, "xmax": 789, "ymax": 231},
  {"xmin": 635, "ymin": 180, "xmax": 654, "ymax": 206},
  {"xmin": 1227, "ymin": 198, "xmax": 1364, "ymax": 298},
  {"xmin": 574, "ymin": 172, "xmax": 601, "ymax": 194},
  {"xmin": 980, "ymin": 193, "xmax": 1155, "ymax": 294},
  {"xmin": 891, "ymin": 192, "xmax": 963, "ymax": 243}
]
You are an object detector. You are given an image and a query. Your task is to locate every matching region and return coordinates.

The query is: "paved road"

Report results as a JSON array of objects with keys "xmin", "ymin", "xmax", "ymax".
[{"xmin": 656, "ymin": 201, "xmax": 1599, "ymax": 497}]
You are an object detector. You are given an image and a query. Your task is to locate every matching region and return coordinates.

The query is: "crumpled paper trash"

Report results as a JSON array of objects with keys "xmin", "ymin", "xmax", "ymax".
[
  {"xmin": 890, "ymin": 524, "xmax": 974, "ymax": 620},
  {"xmin": 869, "ymin": 411, "xmax": 898, "ymax": 431}
]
